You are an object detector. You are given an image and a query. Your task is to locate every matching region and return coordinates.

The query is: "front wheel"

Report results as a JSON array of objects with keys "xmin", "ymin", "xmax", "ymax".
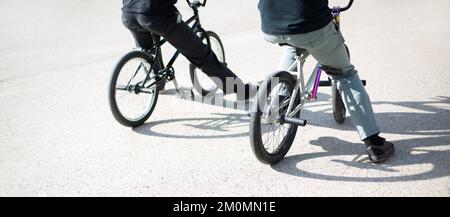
[
  {"xmin": 250, "ymin": 71, "xmax": 300, "ymax": 165},
  {"xmin": 109, "ymin": 50, "xmax": 159, "ymax": 127},
  {"xmin": 189, "ymin": 31, "xmax": 225, "ymax": 96}
]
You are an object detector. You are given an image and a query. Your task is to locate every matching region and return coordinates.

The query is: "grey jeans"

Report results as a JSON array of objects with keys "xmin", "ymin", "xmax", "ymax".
[{"xmin": 263, "ymin": 21, "xmax": 380, "ymax": 140}]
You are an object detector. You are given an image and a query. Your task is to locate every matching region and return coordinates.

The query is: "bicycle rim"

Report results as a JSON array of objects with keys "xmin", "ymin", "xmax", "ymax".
[
  {"xmin": 192, "ymin": 33, "xmax": 223, "ymax": 94},
  {"xmin": 259, "ymin": 81, "xmax": 296, "ymax": 154},
  {"xmin": 114, "ymin": 57, "xmax": 157, "ymax": 122}
]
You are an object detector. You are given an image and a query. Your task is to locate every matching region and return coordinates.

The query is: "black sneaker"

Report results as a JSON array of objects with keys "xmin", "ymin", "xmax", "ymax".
[{"xmin": 365, "ymin": 139, "xmax": 395, "ymax": 163}]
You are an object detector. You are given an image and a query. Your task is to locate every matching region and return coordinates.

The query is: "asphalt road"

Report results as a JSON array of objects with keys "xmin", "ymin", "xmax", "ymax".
[{"xmin": 0, "ymin": 0, "xmax": 449, "ymax": 196}]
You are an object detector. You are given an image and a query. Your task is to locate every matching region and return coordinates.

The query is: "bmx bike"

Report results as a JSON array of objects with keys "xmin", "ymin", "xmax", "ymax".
[
  {"xmin": 109, "ymin": 0, "xmax": 225, "ymax": 127},
  {"xmin": 250, "ymin": 0, "xmax": 367, "ymax": 165}
]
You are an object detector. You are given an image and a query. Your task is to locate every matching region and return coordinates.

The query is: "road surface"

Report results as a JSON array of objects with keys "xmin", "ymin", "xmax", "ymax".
[{"xmin": 0, "ymin": 0, "xmax": 449, "ymax": 196}]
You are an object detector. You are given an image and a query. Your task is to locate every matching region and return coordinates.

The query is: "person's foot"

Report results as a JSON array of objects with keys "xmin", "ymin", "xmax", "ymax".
[
  {"xmin": 236, "ymin": 83, "xmax": 259, "ymax": 102},
  {"xmin": 363, "ymin": 134, "xmax": 395, "ymax": 163}
]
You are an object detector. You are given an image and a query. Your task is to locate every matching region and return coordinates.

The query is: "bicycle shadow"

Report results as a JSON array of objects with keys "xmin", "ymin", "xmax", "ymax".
[
  {"xmin": 272, "ymin": 96, "xmax": 450, "ymax": 182},
  {"xmin": 133, "ymin": 86, "xmax": 256, "ymax": 139},
  {"xmin": 135, "ymin": 86, "xmax": 450, "ymax": 182},
  {"xmin": 133, "ymin": 112, "xmax": 250, "ymax": 139},
  {"xmin": 133, "ymin": 88, "xmax": 328, "ymax": 139},
  {"xmin": 272, "ymin": 135, "xmax": 450, "ymax": 182},
  {"xmin": 160, "ymin": 87, "xmax": 253, "ymax": 112},
  {"xmin": 302, "ymin": 95, "xmax": 450, "ymax": 136}
]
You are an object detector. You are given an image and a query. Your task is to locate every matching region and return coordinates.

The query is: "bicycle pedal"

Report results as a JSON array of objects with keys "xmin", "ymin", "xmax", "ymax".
[{"xmin": 283, "ymin": 116, "xmax": 307, "ymax": 127}]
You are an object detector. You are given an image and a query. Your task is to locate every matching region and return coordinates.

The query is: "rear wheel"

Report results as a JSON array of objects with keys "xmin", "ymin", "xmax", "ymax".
[
  {"xmin": 250, "ymin": 71, "xmax": 300, "ymax": 165},
  {"xmin": 189, "ymin": 31, "xmax": 224, "ymax": 96},
  {"xmin": 331, "ymin": 44, "xmax": 350, "ymax": 124},
  {"xmin": 332, "ymin": 81, "xmax": 346, "ymax": 124},
  {"xmin": 109, "ymin": 51, "xmax": 159, "ymax": 127}
]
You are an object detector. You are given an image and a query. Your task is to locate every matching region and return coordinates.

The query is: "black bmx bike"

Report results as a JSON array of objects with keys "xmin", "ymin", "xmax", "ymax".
[{"xmin": 109, "ymin": 0, "xmax": 225, "ymax": 127}]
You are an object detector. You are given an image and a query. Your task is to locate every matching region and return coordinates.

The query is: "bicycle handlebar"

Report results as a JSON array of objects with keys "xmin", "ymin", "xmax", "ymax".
[{"xmin": 339, "ymin": 0, "xmax": 354, "ymax": 12}]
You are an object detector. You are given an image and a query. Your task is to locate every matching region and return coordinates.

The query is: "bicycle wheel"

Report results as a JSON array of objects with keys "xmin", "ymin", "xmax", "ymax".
[
  {"xmin": 189, "ymin": 31, "xmax": 224, "ymax": 96},
  {"xmin": 250, "ymin": 71, "xmax": 300, "ymax": 165},
  {"xmin": 109, "ymin": 50, "xmax": 159, "ymax": 127},
  {"xmin": 331, "ymin": 44, "xmax": 350, "ymax": 123},
  {"xmin": 332, "ymin": 81, "xmax": 346, "ymax": 123}
]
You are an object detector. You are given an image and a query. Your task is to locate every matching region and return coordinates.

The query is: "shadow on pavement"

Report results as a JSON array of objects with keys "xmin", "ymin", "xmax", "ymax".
[
  {"xmin": 133, "ymin": 112, "xmax": 250, "ymax": 139},
  {"xmin": 272, "ymin": 135, "xmax": 450, "ymax": 182},
  {"xmin": 303, "ymin": 95, "xmax": 450, "ymax": 136},
  {"xmin": 160, "ymin": 87, "xmax": 253, "ymax": 111},
  {"xmin": 135, "ymin": 87, "xmax": 449, "ymax": 182},
  {"xmin": 272, "ymin": 96, "xmax": 450, "ymax": 182}
]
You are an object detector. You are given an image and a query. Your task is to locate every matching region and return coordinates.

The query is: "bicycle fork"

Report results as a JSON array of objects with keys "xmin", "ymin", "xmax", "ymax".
[
  {"xmin": 267, "ymin": 49, "xmax": 326, "ymax": 127},
  {"xmin": 282, "ymin": 54, "xmax": 307, "ymax": 126},
  {"xmin": 281, "ymin": 49, "xmax": 323, "ymax": 127}
]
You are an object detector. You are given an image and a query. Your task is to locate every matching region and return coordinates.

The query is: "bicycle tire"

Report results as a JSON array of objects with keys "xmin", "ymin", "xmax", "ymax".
[
  {"xmin": 109, "ymin": 50, "xmax": 159, "ymax": 127},
  {"xmin": 331, "ymin": 44, "xmax": 350, "ymax": 124},
  {"xmin": 250, "ymin": 71, "xmax": 300, "ymax": 165},
  {"xmin": 189, "ymin": 31, "xmax": 224, "ymax": 96},
  {"xmin": 331, "ymin": 81, "xmax": 346, "ymax": 123},
  {"xmin": 154, "ymin": 48, "xmax": 166, "ymax": 92}
]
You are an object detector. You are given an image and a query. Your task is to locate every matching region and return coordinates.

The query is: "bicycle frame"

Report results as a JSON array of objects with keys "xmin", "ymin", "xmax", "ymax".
[{"xmin": 138, "ymin": 5, "xmax": 209, "ymax": 91}]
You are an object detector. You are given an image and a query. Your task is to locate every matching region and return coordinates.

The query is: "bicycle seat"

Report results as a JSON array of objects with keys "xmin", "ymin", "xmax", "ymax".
[
  {"xmin": 295, "ymin": 48, "xmax": 307, "ymax": 56},
  {"xmin": 278, "ymin": 43, "xmax": 307, "ymax": 56},
  {"xmin": 278, "ymin": 43, "xmax": 290, "ymax": 47}
]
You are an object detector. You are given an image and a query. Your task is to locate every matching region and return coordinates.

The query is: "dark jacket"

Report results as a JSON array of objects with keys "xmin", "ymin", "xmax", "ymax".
[
  {"xmin": 122, "ymin": 0, "xmax": 178, "ymax": 15},
  {"xmin": 258, "ymin": 0, "xmax": 332, "ymax": 35}
]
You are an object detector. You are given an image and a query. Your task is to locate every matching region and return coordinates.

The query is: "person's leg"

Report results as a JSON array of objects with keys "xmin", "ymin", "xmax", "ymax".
[
  {"xmin": 122, "ymin": 13, "xmax": 154, "ymax": 50},
  {"xmin": 262, "ymin": 23, "xmax": 394, "ymax": 162},
  {"xmin": 136, "ymin": 11, "xmax": 248, "ymax": 96},
  {"xmin": 284, "ymin": 22, "xmax": 381, "ymax": 141},
  {"xmin": 279, "ymin": 47, "xmax": 297, "ymax": 71},
  {"xmin": 122, "ymin": 12, "xmax": 171, "ymax": 91},
  {"xmin": 262, "ymin": 34, "xmax": 296, "ymax": 71}
]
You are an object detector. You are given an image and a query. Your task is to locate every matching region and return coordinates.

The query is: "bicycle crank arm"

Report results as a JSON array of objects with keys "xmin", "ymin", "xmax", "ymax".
[
  {"xmin": 139, "ymin": 88, "xmax": 155, "ymax": 94},
  {"xmin": 172, "ymin": 78, "xmax": 180, "ymax": 92},
  {"xmin": 282, "ymin": 116, "xmax": 307, "ymax": 127}
]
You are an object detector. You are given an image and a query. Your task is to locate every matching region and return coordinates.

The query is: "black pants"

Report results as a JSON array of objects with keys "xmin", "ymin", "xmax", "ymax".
[{"xmin": 122, "ymin": 11, "xmax": 243, "ymax": 94}]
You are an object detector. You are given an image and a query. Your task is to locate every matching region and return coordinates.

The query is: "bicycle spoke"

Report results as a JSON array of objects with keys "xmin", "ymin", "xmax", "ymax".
[
  {"xmin": 258, "ymin": 79, "xmax": 297, "ymax": 155},
  {"xmin": 270, "ymin": 124, "xmax": 277, "ymax": 153},
  {"xmin": 263, "ymin": 124, "xmax": 275, "ymax": 149},
  {"xmin": 275, "ymin": 125, "xmax": 283, "ymax": 146},
  {"xmin": 268, "ymin": 126, "xmax": 274, "ymax": 152},
  {"xmin": 126, "ymin": 63, "xmax": 143, "ymax": 87},
  {"xmin": 116, "ymin": 85, "xmax": 128, "ymax": 91},
  {"xmin": 113, "ymin": 57, "xmax": 157, "ymax": 122}
]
